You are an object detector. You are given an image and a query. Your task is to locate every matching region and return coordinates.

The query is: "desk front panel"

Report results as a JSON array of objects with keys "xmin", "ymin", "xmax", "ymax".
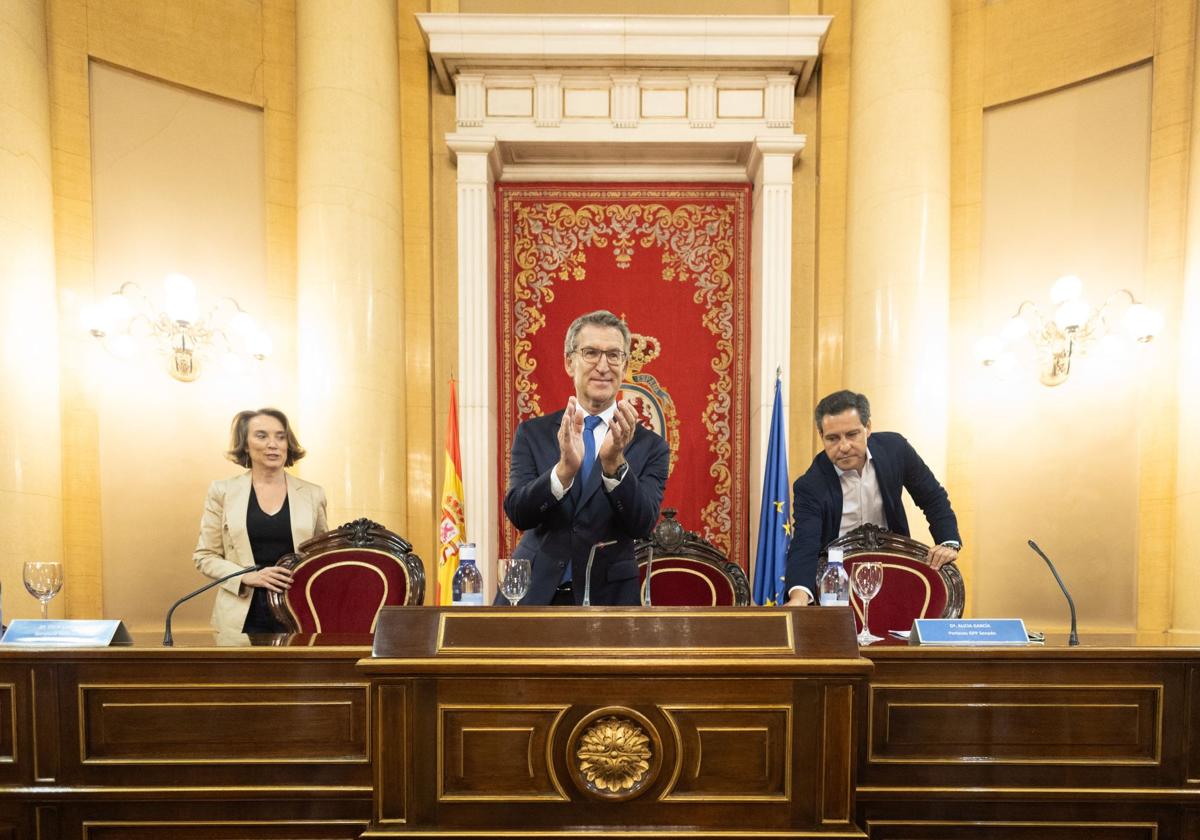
[
  {"xmin": 0, "ymin": 642, "xmax": 374, "ymax": 840},
  {"xmin": 858, "ymin": 646, "xmax": 1200, "ymax": 840}
]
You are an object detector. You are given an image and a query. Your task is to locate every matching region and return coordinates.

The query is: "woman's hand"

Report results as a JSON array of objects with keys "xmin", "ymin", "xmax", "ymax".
[{"xmin": 242, "ymin": 566, "xmax": 294, "ymax": 593}]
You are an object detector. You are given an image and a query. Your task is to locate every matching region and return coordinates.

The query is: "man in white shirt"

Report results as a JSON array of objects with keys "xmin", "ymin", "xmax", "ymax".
[{"xmin": 784, "ymin": 390, "xmax": 961, "ymax": 606}]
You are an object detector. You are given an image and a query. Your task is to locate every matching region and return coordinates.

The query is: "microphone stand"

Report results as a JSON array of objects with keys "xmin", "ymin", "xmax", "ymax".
[
  {"xmin": 163, "ymin": 565, "xmax": 264, "ymax": 646},
  {"xmin": 1027, "ymin": 540, "xmax": 1079, "ymax": 646},
  {"xmin": 581, "ymin": 540, "xmax": 617, "ymax": 607},
  {"xmin": 644, "ymin": 545, "xmax": 654, "ymax": 606}
]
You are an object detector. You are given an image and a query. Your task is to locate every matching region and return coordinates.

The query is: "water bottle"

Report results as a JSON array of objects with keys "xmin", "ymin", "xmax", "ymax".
[
  {"xmin": 451, "ymin": 543, "xmax": 484, "ymax": 606},
  {"xmin": 819, "ymin": 547, "xmax": 851, "ymax": 607}
]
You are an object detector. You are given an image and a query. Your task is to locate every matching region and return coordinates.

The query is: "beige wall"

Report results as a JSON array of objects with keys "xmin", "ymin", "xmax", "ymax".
[
  {"xmin": 8, "ymin": 0, "xmax": 1196, "ymax": 633},
  {"xmin": 90, "ymin": 62, "xmax": 274, "ymax": 631},
  {"xmin": 951, "ymin": 0, "xmax": 1195, "ymax": 633},
  {"xmin": 974, "ymin": 65, "xmax": 1152, "ymax": 629}
]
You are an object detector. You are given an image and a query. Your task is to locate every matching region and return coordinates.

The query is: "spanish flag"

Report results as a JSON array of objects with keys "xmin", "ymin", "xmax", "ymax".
[{"xmin": 437, "ymin": 378, "xmax": 466, "ymax": 604}]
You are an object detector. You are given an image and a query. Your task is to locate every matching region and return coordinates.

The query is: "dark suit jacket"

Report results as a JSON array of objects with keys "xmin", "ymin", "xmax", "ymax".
[
  {"xmin": 784, "ymin": 431, "xmax": 960, "ymax": 599},
  {"xmin": 502, "ymin": 410, "xmax": 671, "ymax": 605}
]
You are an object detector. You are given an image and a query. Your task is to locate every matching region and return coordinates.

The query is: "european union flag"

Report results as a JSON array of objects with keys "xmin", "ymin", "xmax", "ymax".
[{"xmin": 753, "ymin": 375, "xmax": 790, "ymax": 606}]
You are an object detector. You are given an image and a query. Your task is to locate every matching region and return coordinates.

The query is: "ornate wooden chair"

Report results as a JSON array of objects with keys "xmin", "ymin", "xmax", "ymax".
[
  {"xmin": 818, "ymin": 523, "xmax": 965, "ymax": 637},
  {"xmin": 268, "ymin": 518, "xmax": 424, "ymax": 634},
  {"xmin": 634, "ymin": 509, "xmax": 751, "ymax": 606}
]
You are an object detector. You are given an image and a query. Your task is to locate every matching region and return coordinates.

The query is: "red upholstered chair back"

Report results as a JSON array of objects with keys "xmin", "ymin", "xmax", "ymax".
[
  {"xmin": 819, "ymin": 524, "xmax": 965, "ymax": 638},
  {"xmin": 634, "ymin": 509, "xmax": 751, "ymax": 606},
  {"xmin": 269, "ymin": 518, "xmax": 424, "ymax": 634}
]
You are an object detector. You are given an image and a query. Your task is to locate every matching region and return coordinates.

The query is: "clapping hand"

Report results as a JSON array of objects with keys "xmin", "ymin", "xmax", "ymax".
[
  {"xmin": 598, "ymin": 399, "xmax": 637, "ymax": 476},
  {"xmin": 554, "ymin": 397, "xmax": 586, "ymax": 486}
]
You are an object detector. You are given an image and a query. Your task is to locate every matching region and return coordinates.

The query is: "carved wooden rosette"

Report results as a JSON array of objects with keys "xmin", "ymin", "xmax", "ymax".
[{"xmin": 566, "ymin": 707, "xmax": 663, "ymax": 801}]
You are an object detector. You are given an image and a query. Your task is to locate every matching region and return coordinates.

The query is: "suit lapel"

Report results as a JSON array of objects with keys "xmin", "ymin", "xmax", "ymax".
[
  {"xmin": 285, "ymin": 473, "xmax": 311, "ymax": 550},
  {"xmin": 226, "ymin": 473, "xmax": 255, "ymax": 566}
]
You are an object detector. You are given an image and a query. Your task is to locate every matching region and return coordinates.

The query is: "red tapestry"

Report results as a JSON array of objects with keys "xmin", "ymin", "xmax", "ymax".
[{"xmin": 496, "ymin": 183, "xmax": 752, "ymax": 569}]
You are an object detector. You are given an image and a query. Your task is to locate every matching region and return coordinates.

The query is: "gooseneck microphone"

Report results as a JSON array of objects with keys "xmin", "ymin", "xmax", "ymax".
[
  {"xmin": 644, "ymin": 545, "xmax": 655, "ymax": 607},
  {"xmin": 581, "ymin": 540, "xmax": 618, "ymax": 607},
  {"xmin": 1027, "ymin": 540, "xmax": 1079, "ymax": 646},
  {"xmin": 163, "ymin": 565, "xmax": 264, "ymax": 646}
]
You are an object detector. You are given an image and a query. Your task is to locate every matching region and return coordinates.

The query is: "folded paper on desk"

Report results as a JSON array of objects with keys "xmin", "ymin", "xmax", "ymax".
[
  {"xmin": 910, "ymin": 618, "xmax": 1029, "ymax": 646},
  {"xmin": 0, "ymin": 619, "xmax": 132, "ymax": 647}
]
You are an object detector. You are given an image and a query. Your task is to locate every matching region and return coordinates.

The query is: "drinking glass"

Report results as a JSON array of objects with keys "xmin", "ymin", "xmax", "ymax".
[
  {"xmin": 23, "ymin": 561, "xmax": 64, "ymax": 620},
  {"xmin": 850, "ymin": 561, "xmax": 884, "ymax": 645},
  {"xmin": 497, "ymin": 557, "xmax": 531, "ymax": 607}
]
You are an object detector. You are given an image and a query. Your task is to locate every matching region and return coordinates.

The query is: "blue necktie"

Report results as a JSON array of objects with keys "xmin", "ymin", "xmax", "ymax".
[
  {"xmin": 580, "ymin": 414, "xmax": 603, "ymax": 486},
  {"xmin": 563, "ymin": 414, "xmax": 604, "ymax": 586}
]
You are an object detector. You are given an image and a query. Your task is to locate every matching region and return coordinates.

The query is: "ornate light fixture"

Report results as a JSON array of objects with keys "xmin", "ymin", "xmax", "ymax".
[
  {"xmin": 83, "ymin": 273, "xmax": 272, "ymax": 382},
  {"xmin": 974, "ymin": 275, "xmax": 1162, "ymax": 387}
]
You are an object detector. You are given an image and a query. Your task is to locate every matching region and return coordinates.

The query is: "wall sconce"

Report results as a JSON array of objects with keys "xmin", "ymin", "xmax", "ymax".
[
  {"xmin": 975, "ymin": 274, "xmax": 1162, "ymax": 387},
  {"xmin": 83, "ymin": 273, "xmax": 272, "ymax": 382}
]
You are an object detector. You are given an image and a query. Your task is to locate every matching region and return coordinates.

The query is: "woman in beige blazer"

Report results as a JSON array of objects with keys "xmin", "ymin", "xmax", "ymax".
[{"xmin": 193, "ymin": 408, "xmax": 328, "ymax": 634}]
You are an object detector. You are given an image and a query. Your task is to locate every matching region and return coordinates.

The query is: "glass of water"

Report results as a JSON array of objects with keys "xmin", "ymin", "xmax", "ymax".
[
  {"xmin": 497, "ymin": 557, "xmax": 531, "ymax": 607},
  {"xmin": 23, "ymin": 561, "xmax": 64, "ymax": 620}
]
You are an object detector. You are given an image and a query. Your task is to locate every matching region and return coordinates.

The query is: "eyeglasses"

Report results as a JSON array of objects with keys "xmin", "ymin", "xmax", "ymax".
[{"xmin": 573, "ymin": 346, "xmax": 627, "ymax": 366}]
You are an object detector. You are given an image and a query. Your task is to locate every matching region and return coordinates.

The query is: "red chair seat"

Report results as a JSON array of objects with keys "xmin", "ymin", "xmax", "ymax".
[
  {"xmin": 822, "ymin": 524, "xmax": 965, "ymax": 638},
  {"xmin": 635, "ymin": 509, "xmax": 751, "ymax": 606},
  {"xmin": 270, "ymin": 518, "xmax": 424, "ymax": 634}
]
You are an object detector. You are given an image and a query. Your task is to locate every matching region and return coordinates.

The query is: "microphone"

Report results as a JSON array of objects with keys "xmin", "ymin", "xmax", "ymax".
[
  {"xmin": 643, "ymin": 545, "xmax": 655, "ymax": 607},
  {"xmin": 1027, "ymin": 540, "xmax": 1079, "ymax": 646},
  {"xmin": 581, "ymin": 540, "xmax": 618, "ymax": 607},
  {"xmin": 164, "ymin": 565, "xmax": 264, "ymax": 646}
]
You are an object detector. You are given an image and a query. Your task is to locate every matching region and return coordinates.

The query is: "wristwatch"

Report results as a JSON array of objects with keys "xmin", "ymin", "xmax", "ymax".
[
  {"xmin": 938, "ymin": 540, "xmax": 962, "ymax": 550},
  {"xmin": 603, "ymin": 462, "xmax": 629, "ymax": 481}
]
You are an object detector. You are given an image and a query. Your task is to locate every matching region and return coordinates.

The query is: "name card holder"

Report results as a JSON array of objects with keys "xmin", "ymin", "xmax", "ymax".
[
  {"xmin": 1, "ymin": 619, "xmax": 133, "ymax": 647},
  {"xmin": 910, "ymin": 618, "xmax": 1030, "ymax": 646}
]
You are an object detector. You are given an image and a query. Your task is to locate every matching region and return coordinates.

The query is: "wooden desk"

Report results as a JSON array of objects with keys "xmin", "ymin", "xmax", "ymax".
[
  {"xmin": 858, "ymin": 634, "xmax": 1200, "ymax": 840},
  {"xmin": 0, "ymin": 628, "xmax": 1197, "ymax": 839},
  {"xmin": 0, "ymin": 632, "xmax": 375, "ymax": 839},
  {"xmin": 361, "ymin": 606, "xmax": 870, "ymax": 839}
]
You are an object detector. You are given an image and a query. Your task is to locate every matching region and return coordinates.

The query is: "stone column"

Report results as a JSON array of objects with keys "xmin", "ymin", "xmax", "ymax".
[
  {"xmin": 748, "ymin": 137, "xmax": 805, "ymax": 574},
  {"xmin": 1173, "ymin": 28, "xmax": 1200, "ymax": 634},
  {"xmin": 844, "ymin": 0, "xmax": 952, "ymax": 540},
  {"xmin": 0, "ymin": 0, "xmax": 64, "ymax": 616},
  {"xmin": 296, "ymin": 0, "xmax": 406, "ymax": 533},
  {"xmin": 446, "ymin": 133, "xmax": 499, "ymax": 596}
]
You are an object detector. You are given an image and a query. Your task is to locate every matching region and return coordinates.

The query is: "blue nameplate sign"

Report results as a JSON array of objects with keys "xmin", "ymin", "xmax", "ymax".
[
  {"xmin": 1, "ymin": 619, "xmax": 132, "ymax": 647},
  {"xmin": 910, "ymin": 618, "xmax": 1029, "ymax": 646}
]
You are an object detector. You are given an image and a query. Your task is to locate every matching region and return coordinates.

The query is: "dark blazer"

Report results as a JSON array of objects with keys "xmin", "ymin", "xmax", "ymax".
[
  {"xmin": 502, "ymin": 410, "xmax": 671, "ymax": 605},
  {"xmin": 784, "ymin": 431, "xmax": 960, "ymax": 599}
]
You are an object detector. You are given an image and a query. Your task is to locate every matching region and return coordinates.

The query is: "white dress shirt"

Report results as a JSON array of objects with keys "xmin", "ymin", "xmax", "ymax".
[
  {"xmin": 835, "ymin": 449, "xmax": 886, "ymax": 536},
  {"xmin": 789, "ymin": 449, "xmax": 886, "ymax": 604},
  {"xmin": 549, "ymin": 402, "xmax": 624, "ymax": 499}
]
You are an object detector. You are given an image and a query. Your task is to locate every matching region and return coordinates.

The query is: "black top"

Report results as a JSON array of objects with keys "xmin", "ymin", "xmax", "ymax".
[{"xmin": 242, "ymin": 488, "xmax": 294, "ymax": 634}]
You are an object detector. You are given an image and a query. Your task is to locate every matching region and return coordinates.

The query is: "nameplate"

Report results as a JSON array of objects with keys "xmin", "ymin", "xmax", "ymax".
[
  {"xmin": 910, "ymin": 618, "xmax": 1029, "ymax": 646},
  {"xmin": 1, "ymin": 619, "xmax": 133, "ymax": 647}
]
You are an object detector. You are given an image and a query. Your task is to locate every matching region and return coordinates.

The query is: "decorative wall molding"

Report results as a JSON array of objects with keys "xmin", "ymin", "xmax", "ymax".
[{"xmin": 419, "ymin": 14, "xmax": 830, "ymax": 575}]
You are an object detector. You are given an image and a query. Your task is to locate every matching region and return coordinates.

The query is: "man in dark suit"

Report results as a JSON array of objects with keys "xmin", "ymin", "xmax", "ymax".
[
  {"xmin": 784, "ymin": 390, "xmax": 961, "ymax": 606},
  {"xmin": 502, "ymin": 310, "xmax": 671, "ymax": 605}
]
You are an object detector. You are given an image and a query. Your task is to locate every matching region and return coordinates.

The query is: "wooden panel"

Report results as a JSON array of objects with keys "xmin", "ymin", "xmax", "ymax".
[
  {"xmin": 79, "ymin": 683, "xmax": 368, "ymax": 763},
  {"xmin": 864, "ymin": 821, "xmax": 1158, "ymax": 840},
  {"xmin": 435, "ymin": 610, "xmax": 799, "ymax": 655},
  {"xmin": 1187, "ymin": 665, "xmax": 1200, "ymax": 782},
  {"xmin": 821, "ymin": 684, "xmax": 854, "ymax": 824},
  {"xmin": 370, "ymin": 606, "xmax": 863, "ymax": 663},
  {"xmin": 375, "ymin": 682, "xmax": 408, "ymax": 826},
  {"xmin": 81, "ymin": 823, "xmax": 363, "ymax": 840},
  {"xmin": 660, "ymin": 706, "xmax": 790, "ymax": 800},
  {"xmin": 398, "ymin": 676, "xmax": 816, "ymax": 833},
  {"xmin": 869, "ymin": 684, "xmax": 1159, "ymax": 763},
  {"xmin": 439, "ymin": 705, "xmax": 568, "ymax": 800}
]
